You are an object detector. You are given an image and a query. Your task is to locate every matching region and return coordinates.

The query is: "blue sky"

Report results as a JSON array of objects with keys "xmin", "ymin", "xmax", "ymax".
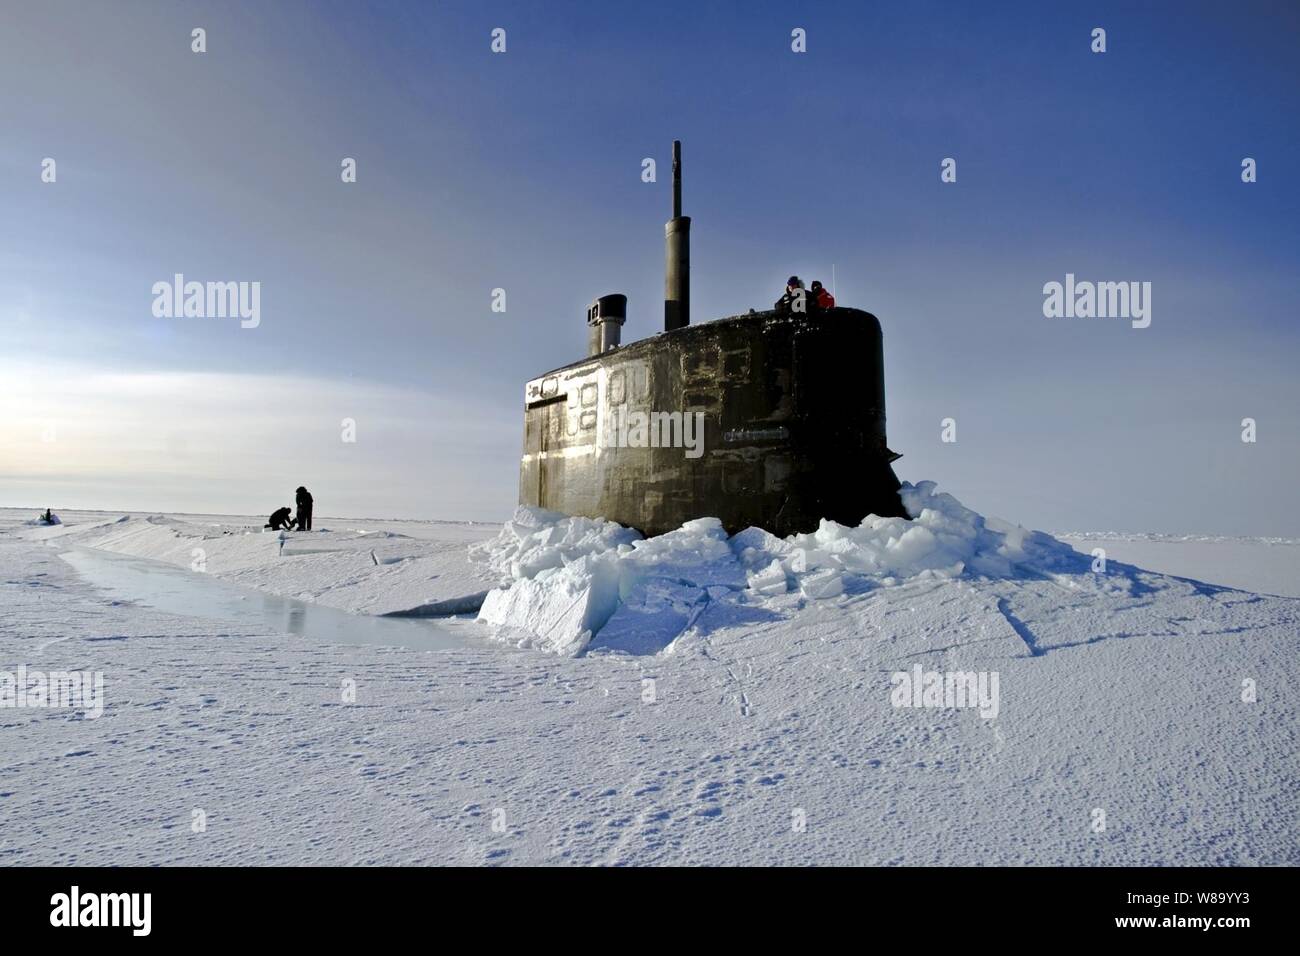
[{"xmin": 2, "ymin": 1, "xmax": 1297, "ymax": 534}]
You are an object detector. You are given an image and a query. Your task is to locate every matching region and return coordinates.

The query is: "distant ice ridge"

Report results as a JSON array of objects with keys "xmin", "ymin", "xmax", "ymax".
[{"xmin": 472, "ymin": 481, "xmax": 1080, "ymax": 657}]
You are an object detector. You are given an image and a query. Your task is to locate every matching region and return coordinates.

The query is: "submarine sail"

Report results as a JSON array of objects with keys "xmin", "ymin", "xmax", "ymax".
[{"xmin": 518, "ymin": 142, "xmax": 906, "ymax": 537}]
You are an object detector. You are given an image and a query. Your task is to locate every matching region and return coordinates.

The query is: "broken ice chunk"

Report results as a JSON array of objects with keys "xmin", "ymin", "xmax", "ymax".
[
  {"xmin": 799, "ymin": 568, "xmax": 844, "ymax": 600},
  {"xmin": 747, "ymin": 558, "xmax": 790, "ymax": 596}
]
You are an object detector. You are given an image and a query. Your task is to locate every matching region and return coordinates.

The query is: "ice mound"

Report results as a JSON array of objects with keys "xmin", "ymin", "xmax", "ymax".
[
  {"xmin": 474, "ymin": 483, "xmax": 1079, "ymax": 655},
  {"xmin": 472, "ymin": 508, "xmax": 640, "ymax": 655},
  {"xmin": 473, "ymin": 510, "xmax": 741, "ymax": 656},
  {"xmin": 477, "ymin": 553, "xmax": 624, "ymax": 656},
  {"xmin": 763, "ymin": 481, "xmax": 1077, "ymax": 582},
  {"xmin": 620, "ymin": 517, "xmax": 747, "ymax": 589},
  {"xmin": 469, "ymin": 506, "xmax": 641, "ymax": 581}
]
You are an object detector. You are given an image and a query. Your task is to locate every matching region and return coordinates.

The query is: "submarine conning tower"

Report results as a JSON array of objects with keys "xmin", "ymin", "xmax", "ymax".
[{"xmin": 518, "ymin": 141, "xmax": 906, "ymax": 538}]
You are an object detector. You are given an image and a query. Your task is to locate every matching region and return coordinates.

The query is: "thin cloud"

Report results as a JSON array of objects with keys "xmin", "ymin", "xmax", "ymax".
[{"xmin": 0, "ymin": 361, "xmax": 518, "ymax": 520}]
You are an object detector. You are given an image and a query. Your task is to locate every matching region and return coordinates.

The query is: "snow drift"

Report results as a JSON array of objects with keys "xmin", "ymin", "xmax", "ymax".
[{"xmin": 473, "ymin": 481, "xmax": 1082, "ymax": 656}]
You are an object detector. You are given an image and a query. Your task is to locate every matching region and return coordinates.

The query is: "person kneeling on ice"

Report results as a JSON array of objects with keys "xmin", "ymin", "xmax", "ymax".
[
  {"xmin": 265, "ymin": 506, "xmax": 294, "ymax": 531},
  {"xmin": 293, "ymin": 486, "xmax": 313, "ymax": 531}
]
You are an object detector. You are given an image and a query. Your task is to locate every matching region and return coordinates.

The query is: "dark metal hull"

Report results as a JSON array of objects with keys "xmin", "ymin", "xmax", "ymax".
[{"xmin": 519, "ymin": 307, "xmax": 905, "ymax": 537}]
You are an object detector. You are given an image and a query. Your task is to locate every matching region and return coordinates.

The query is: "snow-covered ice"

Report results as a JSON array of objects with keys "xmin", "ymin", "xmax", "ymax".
[
  {"xmin": 1059, "ymin": 532, "xmax": 1300, "ymax": 599},
  {"xmin": 28, "ymin": 511, "xmax": 503, "ymax": 616},
  {"xmin": 0, "ymin": 487, "xmax": 1296, "ymax": 865},
  {"xmin": 472, "ymin": 482, "xmax": 1099, "ymax": 656}
]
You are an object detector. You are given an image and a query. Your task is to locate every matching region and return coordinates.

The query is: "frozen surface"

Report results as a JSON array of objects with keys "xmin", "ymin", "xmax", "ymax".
[
  {"xmin": 0, "ymin": 494, "xmax": 1296, "ymax": 866},
  {"xmin": 1059, "ymin": 532, "xmax": 1300, "ymax": 599},
  {"xmin": 19, "ymin": 509, "xmax": 502, "ymax": 616},
  {"xmin": 59, "ymin": 546, "xmax": 471, "ymax": 652}
]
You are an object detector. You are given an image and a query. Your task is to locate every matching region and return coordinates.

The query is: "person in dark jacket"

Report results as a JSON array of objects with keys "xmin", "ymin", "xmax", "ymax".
[
  {"xmin": 774, "ymin": 275, "xmax": 806, "ymax": 314},
  {"xmin": 294, "ymin": 486, "xmax": 314, "ymax": 531},
  {"xmin": 265, "ymin": 506, "xmax": 294, "ymax": 530}
]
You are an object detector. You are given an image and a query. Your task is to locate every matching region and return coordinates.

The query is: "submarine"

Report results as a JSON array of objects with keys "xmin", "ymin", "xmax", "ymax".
[{"xmin": 518, "ymin": 141, "xmax": 907, "ymax": 538}]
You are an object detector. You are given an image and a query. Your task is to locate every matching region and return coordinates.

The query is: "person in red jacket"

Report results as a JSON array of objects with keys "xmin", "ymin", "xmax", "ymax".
[{"xmin": 810, "ymin": 280, "xmax": 835, "ymax": 310}]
